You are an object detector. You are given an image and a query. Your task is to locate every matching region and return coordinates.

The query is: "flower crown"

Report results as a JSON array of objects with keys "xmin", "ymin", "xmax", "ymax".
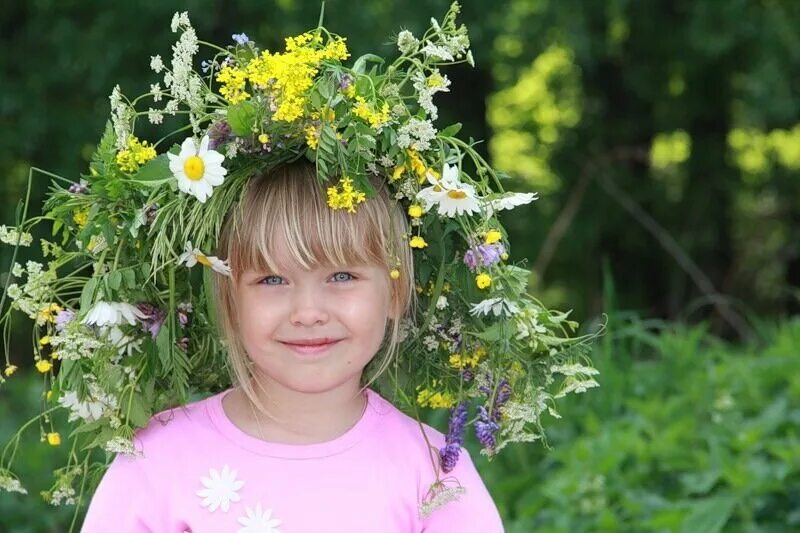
[{"xmin": 0, "ymin": 2, "xmax": 599, "ymax": 517}]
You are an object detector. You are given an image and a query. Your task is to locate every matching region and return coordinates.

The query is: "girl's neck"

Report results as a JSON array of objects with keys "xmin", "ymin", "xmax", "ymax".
[{"xmin": 222, "ymin": 380, "xmax": 369, "ymax": 445}]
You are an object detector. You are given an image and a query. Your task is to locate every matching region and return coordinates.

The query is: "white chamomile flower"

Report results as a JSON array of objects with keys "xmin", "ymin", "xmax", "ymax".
[
  {"xmin": 82, "ymin": 302, "xmax": 145, "ymax": 327},
  {"xmin": 196, "ymin": 465, "xmax": 244, "ymax": 513},
  {"xmin": 238, "ymin": 504, "xmax": 282, "ymax": 533},
  {"xmin": 178, "ymin": 241, "xmax": 232, "ymax": 276},
  {"xmin": 484, "ymin": 192, "xmax": 538, "ymax": 216},
  {"xmin": 168, "ymin": 135, "xmax": 227, "ymax": 203},
  {"xmin": 469, "ymin": 297, "xmax": 520, "ymax": 317},
  {"xmin": 417, "ymin": 164, "xmax": 481, "ymax": 218}
]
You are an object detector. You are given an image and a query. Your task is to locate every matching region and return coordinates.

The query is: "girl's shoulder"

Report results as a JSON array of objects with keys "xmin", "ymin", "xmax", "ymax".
[
  {"xmin": 365, "ymin": 388, "xmax": 448, "ymax": 454},
  {"xmin": 128, "ymin": 389, "xmax": 226, "ymax": 457}
]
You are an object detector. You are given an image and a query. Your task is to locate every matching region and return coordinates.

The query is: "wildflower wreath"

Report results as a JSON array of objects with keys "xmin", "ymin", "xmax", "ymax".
[{"xmin": 0, "ymin": 2, "xmax": 599, "ymax": 516}]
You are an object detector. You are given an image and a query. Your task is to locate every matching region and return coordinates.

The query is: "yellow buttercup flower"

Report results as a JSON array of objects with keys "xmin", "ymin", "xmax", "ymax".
[
  {"xmin": 35, "ymin": 360, "xmax": 53, "ymax": 373},
  {"xmin": 4, "ymin": 365, "xmax": 17, "ymax": 377},
  {"xmin": 389, "ymin": 269, "xmax": 401, "ymax": 280},
  {"xmin": 485, "ymin": 230, "xmax": 502, "ymax": 244},
  {"xmin": 326, "ymin": 177, "xmax": 366, "ymax": 213},
  {"xmin": 46, "ymin": 390, "xmax": 54, "ymax": 401},
  {"xmin": 408, "ymin": 204, "xmax": 423, "ymax": 218},
  {"xmin": 501, "ymin": 252, "xmax": 509, "ymax": 261},
  {"xmin": 258, "ymin": 133, "xmax": 270, "ymax": 144},
  {"xmin": 46, "ymin": 432, "xmax": 61, "ymax": 446},
  {"xmin": 392, "ymin": 165, "xmax": 405, "ymax": 181},
  {"xmin": 38, "ymin": 336, "xmax": 51, "ymax": 346},
  {"xmin": 476, "ymin": 272, "xmax": 492, "ymax": 289},
  {"xmin": 409, "ymin": 236, "xmax": 428, "ymax": 249}
]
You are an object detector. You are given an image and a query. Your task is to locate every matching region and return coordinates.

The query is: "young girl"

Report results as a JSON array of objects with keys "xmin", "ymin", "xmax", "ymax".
[{"xmin": 80, "ymin": 162, "xmax": 505, "ymax": 532}]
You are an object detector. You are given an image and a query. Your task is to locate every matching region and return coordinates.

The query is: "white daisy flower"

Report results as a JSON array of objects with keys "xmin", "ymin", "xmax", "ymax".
[
  {"xmin": 484, "ymin": 192, "xmax": 539, "ymax": 216},
  {"xmin": 469, "ymin": 297, "xmax": 520, "ymax": 317},
  {"xmin": 168, "ymin": 135, "xmax": 227, "ymax": 203},
  {"xmin": 178, "ymin": 241, "xmax": 231, "ymax": 276},
  {"xmin": 197, "ymin": 465, "xmax": 244, "ymax": 513},
  {"xmin": 417, "ymin": 164, "xmax": 481, "ymax": 218},
  {"xmin": 238, "ymin": 504, "xmax": 282, "ymax": 533},
  {"xmin": 82, "ymin": 302, "xmax": 145, "ymax": 327}
]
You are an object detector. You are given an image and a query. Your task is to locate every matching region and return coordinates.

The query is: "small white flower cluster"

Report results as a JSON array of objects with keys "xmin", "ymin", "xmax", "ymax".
[
  {"xmin": 48, "ymin": 483, "xmax": 76, "ymax": 507},
  {"xmin": 423, "ymin": 335, "xmax": 439, "ymax": 352},
  {"xmin": 50, "ymin": 321, "xmax": 103, "ymax": 361},
  {"xmin": 109, "ymin": 85, "xmax": 133, "ymax": 150},
  {"xmin": 6, "ymin": 261, "xmax": 56, "ymax": 324},
  {"xmin": 164, "ymin": 13, "xmax": 204, "ymax": 131},
  {"xmin": 103, "ymin": 436, "xmax": 142, "ymax": 457},
  {"xmin": 419, "ymin": 481, "xmax": 466, "ymax": 518},
  {"xmin": 105, "ymin": 326, "xmax": 143, "ymax": 363},
  {"xmin": 421, "ymin": 15, "xmax": 471, "ymax": 63},
  {"xmin": 58, "ymin": 383, "xmax": 119, "ymax": 423},
  {"xmin": 396, "ymin": 30, "xmax": 419, "ymax": 55},
  {"xmin": 514, "ymin": 306, "xmax": 548, "ymax": 342},
  {"xmin": 396, "ymin": 318, "xmax": 418, "ymax": 343},
  {"xmin": 412, "ymin": 69, "xmax": 451, "ymax": 120},
  {"xmin": 0, "ymin": 225, "xmax": 33, "ymax": 247},
  {"xmin": 397, "ymin": 118, "xmax": 438, "ymax": 151},
  {"xmin": 0, "ymin": 471, "xmax": 27, "ymax": 495}
]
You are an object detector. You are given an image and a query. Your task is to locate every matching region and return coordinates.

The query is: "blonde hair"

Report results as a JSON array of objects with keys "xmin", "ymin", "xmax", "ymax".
[{"xmin": 214, "ymin": 161, "xmax": 416, "ymax": 421}]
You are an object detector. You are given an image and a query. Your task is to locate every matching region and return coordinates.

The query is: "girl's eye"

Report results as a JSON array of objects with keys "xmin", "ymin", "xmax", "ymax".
[
  {"xmin": 331, "ymin": 272, "xmax": 355, "ymax": 283},
  {"xmin": 259, "ymin": 275, "xmax": 284, "ymax": 286}
]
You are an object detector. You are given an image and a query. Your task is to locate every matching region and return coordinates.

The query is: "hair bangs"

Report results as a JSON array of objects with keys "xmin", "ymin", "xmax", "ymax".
[{"xmin": 225, "ymin": 163, "xmax": 397, "ymax": 278}]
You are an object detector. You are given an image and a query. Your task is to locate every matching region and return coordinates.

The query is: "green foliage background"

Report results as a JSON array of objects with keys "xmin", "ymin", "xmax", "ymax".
[{"xmin": 1, "ymin": 0, "xmax": 798, "ymax": 530}]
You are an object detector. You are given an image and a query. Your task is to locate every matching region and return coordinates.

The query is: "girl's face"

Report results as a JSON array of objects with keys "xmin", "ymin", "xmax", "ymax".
[{"xmin": 233, "ymin": 234, "xmax": 393, "ymax": 398}]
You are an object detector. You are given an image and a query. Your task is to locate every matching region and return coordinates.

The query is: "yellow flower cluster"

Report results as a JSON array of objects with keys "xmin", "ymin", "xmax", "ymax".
[
  {"xmin": 218, "ymin": 32, "xmax": 350, "ymax": 122},
  {"xmin": 304, "ymin": 125, "xmax": 319, "ymax": 149},
  {"xmin": 409, "ymin": 236, "xmax": 427, "ymax": 249},
  {"xmin": 449, "ymin": 346, "xmax": 487, "ymax": 370},
  {"xmin": 72, "ymin": 208, "xmax": 89, "ymax": 229},
  {"xmin": 38, "ymin": 303, "xmax": 62, "ymax": 323},
  {"xmin": 353, "ymin": 96, "xmax": 391, "ymax": 130},
  {"xmin": 115, "ymin": 136, "xmax": 157, "ymax": 173},
  {"xmin": 217, "ymin": 65, "xmax": 250, "ymax": 104},
  {"xmin": 392, "ymin": 149, "xmax": 439, "ymax": 183},
  {"xmin": 326, "ymin": 176, "xmax": 366, "ymax": 213},
  {"xmin": 416, "ymin": 381, "xmax": 456, "ymax": 409}
]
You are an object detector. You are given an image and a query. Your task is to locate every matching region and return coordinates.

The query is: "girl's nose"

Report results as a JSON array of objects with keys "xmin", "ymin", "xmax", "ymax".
[{"xmin": 289, "ymin": 287, "xmax": 329, "ymax": 326}]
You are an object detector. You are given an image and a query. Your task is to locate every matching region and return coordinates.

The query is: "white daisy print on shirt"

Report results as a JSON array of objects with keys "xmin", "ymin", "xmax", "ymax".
[
  {"xmin": 238, "ymin": 503, "xmax": 282, "ymax": 533},
  {"xmin": 196, "ymin": 465, "xmax": 244, "ymax": 513}
]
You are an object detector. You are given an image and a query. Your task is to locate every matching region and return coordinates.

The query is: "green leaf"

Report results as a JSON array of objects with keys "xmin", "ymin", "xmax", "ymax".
[
  {"xmin": 681, "ymin": 495, "xmax": 738, "ymax": 533},
  {"xmin": 439, "ymin": 123, "xmax": 463, "ymax": 137},
  {"xmin": 352, "ymin": 54, "xmax": 384, "ymax": 74},
  {"xmin": 125, "ymin": 391, "xmax": 151, "ymax": 428},
  {"xmin": 129, "ymin": 154, "xmax": 170, "ymax": 183},
  {"xmin": 108, "ymin": 271, "xmax": 122, "ymax": 291},
  {"xmin": 227, "ymin": 100, "xmax": 258, "ymax": 136},
  {"xmin": 79, "ymin": 277, "xmax": 100, "ymax": 312}
]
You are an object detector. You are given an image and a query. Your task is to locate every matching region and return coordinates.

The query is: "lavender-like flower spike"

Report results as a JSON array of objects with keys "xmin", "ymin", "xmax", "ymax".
[
  {"xmin": 475, "ymin": 405, "xmax": 499, "ymax": 450},
  {"xmin": 463, "ymin": 243, "xmax": 506, "ymax": 272},
  {"xmin": 439, "ymin": 401, "xmax": 469, "ymax": 473}
]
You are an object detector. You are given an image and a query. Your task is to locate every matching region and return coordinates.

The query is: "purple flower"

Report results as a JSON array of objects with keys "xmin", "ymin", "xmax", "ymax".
[
  {"xmin": 177, "ymin": 336, "xmax": 190, "ymax": 352},
  {"xmin": 143, "ymin": 203, "xmax": 158, "ymax": 226},
  {"xmin": 54, "ymin": 309, "xmax": 75, "ymax": 332},
  {"xmin": 207, "ymin": 121, "xmax": 232, "ymax": 150},
  {"xmin": 461, "ymin": 368, "xmax": 474, "ymax": 382},
  {"xmin": 232, "ymin": 33, "xmax": 250, "ymax": 45},
  {"xmin": 440, "ymin": 401, "xmax": 469, "ymax": 473},
  {"xmin": 177, "ymin": 302, "xmax": 193, "ymax": 328},
  {"xmin": 463, "ymin": 243, "xmax": 506, "ymax": 272},
  {"xmin": 136, "ymin": 303, "xmax": 166, "ymax": 339},
  {"xmin": 68, "ymin": 181, "xmax": 88, "ymax": 194},
  {"xmin": 338, "ymin": 74, "xmax": 353, "ymax": 90},
  {"xmin": 475, "ymin": 406, "xmax": 500, "ymax": 450}
]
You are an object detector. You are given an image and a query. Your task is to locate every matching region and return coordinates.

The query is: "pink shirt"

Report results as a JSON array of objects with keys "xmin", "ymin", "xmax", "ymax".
[{"xmin": 82, "ymin": 388, "xmax": 504, "ymax": 532}]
